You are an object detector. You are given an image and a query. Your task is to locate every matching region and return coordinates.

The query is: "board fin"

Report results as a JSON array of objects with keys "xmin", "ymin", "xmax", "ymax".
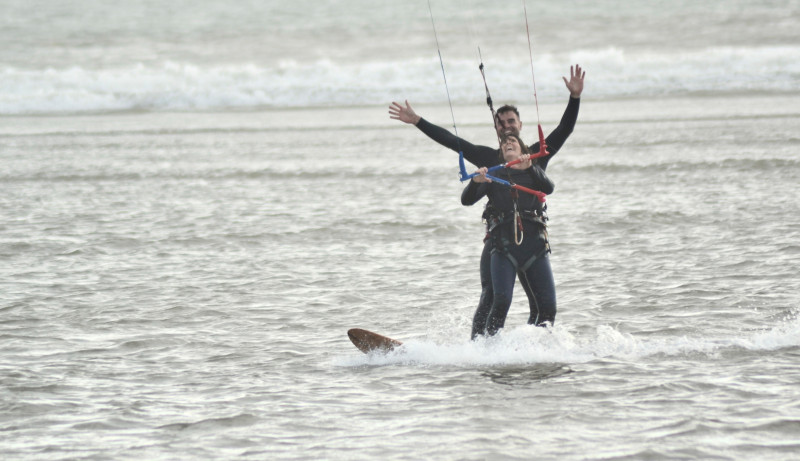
[{"xmin": 347, "ymin": 328, "xmax": 403, "ymax": 354}]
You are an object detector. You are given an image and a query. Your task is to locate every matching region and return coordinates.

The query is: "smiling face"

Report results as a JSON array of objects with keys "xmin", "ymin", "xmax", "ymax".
[
  {"xmin": 495, "ymin": 109, "xmax": 522, "ymax": 137},
  {"xmin": 500, "ymin": 135, "xmax": 523, "ymax": 163}
]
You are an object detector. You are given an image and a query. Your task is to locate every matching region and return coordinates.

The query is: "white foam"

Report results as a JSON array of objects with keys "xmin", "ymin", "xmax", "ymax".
[
  {"xmin": 2, "ymin": 45, "xmax": 798, "ymax": 114},
  {"xmin": 335, "ymin": 314, "xmax": 800, "ymax": 368}
]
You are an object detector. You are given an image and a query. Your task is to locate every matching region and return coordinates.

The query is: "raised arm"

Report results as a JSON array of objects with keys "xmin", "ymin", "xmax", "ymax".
[
  {"xmin": 389, "ymin": 99, "xmax": 422, "ymax": 125},
  {"xmin": 531, "ymin": 65, "xmax": 585, "ymax": 170},
  {"xmin": 563, "ymin": 64, "xmax": 585, "ymax": 99},
  {"xmin": 389, "ymin": 100, "xmax": 500, "ymax": 168}
]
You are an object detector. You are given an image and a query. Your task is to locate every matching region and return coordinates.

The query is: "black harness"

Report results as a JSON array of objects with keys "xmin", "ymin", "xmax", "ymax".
[{"xmin": 483, "ymin": 206, "xmax": 550, "ymax": 272}]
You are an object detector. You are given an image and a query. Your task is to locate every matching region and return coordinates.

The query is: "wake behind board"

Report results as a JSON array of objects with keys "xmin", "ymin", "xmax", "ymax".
[{"xmin": 347, "ymin": 328, "xmax": 403, "ymax": 354}]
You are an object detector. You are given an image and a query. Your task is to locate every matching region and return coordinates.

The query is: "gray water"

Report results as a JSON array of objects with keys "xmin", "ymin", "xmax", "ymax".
[{"xmin": 2, "ymin": 1, "xmax": 800, "ymax": 460}]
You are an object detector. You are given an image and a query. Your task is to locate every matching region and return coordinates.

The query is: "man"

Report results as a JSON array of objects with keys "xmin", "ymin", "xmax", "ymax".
[{"xmin": 389, "ymin": 64, "xmax": 585, "ymax": 338}]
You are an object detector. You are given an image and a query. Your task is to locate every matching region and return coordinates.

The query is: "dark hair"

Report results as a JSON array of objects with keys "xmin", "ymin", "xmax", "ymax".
[
  {"xmin": 495, "ymin": 105, "xmax": 520, "ymax": 123},
  {"xmin": 498, "ymin": 133, "xmax": 530, "ymax": 161}
]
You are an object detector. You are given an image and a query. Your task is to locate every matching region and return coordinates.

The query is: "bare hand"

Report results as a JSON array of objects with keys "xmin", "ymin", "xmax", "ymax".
[
  {"xmin": 563, "ymin": 64, "xmax": 585, "ymax": 98},
  {"xmin": 389, "ymin": 100, "xmax": 421, "ymax": 125},
  {"xmin": 517, "ymin": 154, "xmax": 532, "ymax": 170},
  {"xmin": 472, "ymin": 167, "xmax": 491, "ymax": 183}
]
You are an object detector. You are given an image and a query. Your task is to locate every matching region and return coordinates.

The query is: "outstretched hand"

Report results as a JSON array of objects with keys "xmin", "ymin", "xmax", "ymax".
[
  {"xmin": 563, "ymin": 64, "xmax": 585, "ymax": 98},
  {"xmin": 389, "ymin": 100, "xmax": 421, "ymax": 125}
]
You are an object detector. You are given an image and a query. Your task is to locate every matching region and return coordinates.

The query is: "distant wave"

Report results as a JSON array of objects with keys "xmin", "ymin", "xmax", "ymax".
[
  {"xmin": 563, "ymin": 157, "xmax": 800, "ymax": 175},
  {"xmin": 1, "ymin": 45, "xmax": 798, "ymax": 114},
  {"xmin": 0, "ymin": 166, "xmax": 429, "ymax": 183}
]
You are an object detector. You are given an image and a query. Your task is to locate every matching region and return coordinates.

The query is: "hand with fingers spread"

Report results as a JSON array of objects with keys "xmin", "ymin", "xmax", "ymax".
[
  {"xmin": 563, "ymin": 64, "xmax": 585, "ymax": 98},
  {"xmin": 389, "ymin": 100, "xmax": 421, "ymax": 125}
]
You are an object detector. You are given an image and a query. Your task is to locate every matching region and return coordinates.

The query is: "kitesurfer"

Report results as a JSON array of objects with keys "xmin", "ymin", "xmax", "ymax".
[
  {"xmin": 462, "ymin": 133, "xmax": 554, "ymax": 335},
  {"xmin": 389, "ymin": 65, "xmax": 585, "ymax": 338}
]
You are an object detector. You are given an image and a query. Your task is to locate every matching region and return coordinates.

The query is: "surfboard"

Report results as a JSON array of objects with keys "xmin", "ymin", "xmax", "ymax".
[{"xmin": 347, "ymin": 328, "xmax": 403, "ymax": 354}]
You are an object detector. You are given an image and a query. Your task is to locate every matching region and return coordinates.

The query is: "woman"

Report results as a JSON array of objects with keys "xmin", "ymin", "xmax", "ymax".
[{"xmin": 461, "ymin": 133, "xmax": 556, "ymax": 336}]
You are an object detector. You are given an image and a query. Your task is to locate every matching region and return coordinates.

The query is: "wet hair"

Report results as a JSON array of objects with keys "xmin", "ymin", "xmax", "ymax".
[{"xmin": 498, "ymin": 133, "xmax": 530, "ymax": 161}]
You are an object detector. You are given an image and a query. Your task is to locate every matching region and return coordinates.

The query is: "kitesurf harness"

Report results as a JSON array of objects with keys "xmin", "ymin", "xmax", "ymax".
[
  {"xmin": 483, "ymin": 203, "xmax": 550, "ymax": 271},
  {"xmin": 483, "ymin": 204, "xmax": 547, "ymax": 234}
]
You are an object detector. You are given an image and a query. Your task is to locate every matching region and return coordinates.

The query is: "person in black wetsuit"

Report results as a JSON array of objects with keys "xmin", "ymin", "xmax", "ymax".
[
  {"xmin": 462, "ymin": 133, "xmax": 555, "ymax": 335},
  {"xmin": 389, "ymin": 64, "xmax": 585, "ymax": 339}
]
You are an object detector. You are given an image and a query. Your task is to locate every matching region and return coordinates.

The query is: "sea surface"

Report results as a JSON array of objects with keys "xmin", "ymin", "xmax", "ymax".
[{"xmin": 2, "ymin": 1, "xmax": 799, "ymax": 460}]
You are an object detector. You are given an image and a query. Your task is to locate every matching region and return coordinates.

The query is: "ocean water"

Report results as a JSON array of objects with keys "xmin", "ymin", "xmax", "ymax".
[{"xmin": 2, "ymin": 1, "xmax": 799, "ymax": 460}]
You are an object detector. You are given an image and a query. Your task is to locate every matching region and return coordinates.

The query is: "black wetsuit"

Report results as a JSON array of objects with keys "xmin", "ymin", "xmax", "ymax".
[
  {"xmin": 462, "ymin": 166, "xmax": 554, "ymax": 335},
  {"xmin": 415, "ymin": 97, "xmax": 580, "ymax": 338}
]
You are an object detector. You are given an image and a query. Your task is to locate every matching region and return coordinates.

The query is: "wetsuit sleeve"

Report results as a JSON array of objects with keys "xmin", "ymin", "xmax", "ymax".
[
  {"xmin": 530, "ymin": 97, "xmax": 580, "ymax": 170},
  {"xmin": 416, "ymin": 118, "xmax": 500, "ymax": 167},
  {"xmin": 461, "ymin": 180, "xmax": 488, "ymax": 206},
  {"xmin": 527, "ymin": 165, "xmax": 554, "ymax": 195}
]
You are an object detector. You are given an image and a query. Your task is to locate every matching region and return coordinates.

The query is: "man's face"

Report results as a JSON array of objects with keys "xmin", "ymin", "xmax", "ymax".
[{"xmin": 495, "ymin": 111, "xmax": 522, "ymax": 137}]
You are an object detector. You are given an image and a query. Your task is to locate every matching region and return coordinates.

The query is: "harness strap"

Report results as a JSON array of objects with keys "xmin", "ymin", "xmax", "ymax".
[
  {"xmin": 491, "ymin": 239, "xmax": 549, "ymax": 272},
  {"xmin": 489, "ymin": 218, "xmax": 551, "ymax": 272},
  {"xmin": 519, "ymin": 244, "xmax": 550, "ymax": 272},
  {"xmin": 486, "ymin": 211, "xmax": 547, "ymax": 232}
]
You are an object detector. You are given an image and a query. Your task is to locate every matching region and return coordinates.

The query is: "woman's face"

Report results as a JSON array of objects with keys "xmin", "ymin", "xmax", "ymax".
[{"xmin": 501, "ymin": 136, "xmax": 522, "ymax": 162}]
